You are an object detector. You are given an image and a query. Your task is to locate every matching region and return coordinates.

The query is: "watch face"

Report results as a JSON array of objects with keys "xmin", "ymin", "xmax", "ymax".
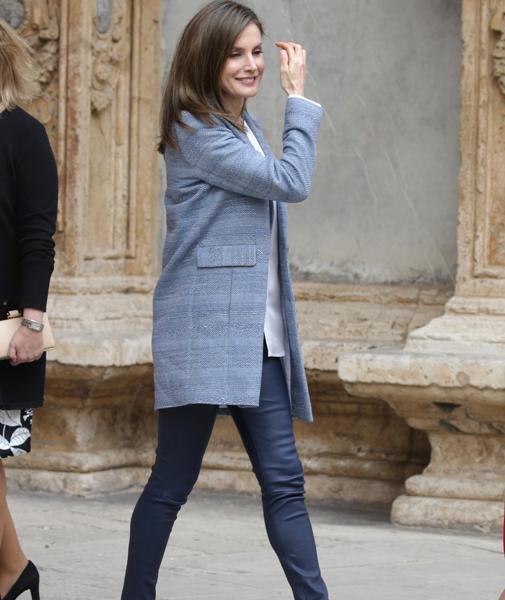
[{"xmin": 22, "ymin": 319, "xmax": 43, "ymax": 332}]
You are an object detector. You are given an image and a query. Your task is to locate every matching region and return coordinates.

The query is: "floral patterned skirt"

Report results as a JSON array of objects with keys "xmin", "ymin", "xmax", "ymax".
[{"xmin": 0, "ymin": 409, "xmax": 33, "ymax": 458}]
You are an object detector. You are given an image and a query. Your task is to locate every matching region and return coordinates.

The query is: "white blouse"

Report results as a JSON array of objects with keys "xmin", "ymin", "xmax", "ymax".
[
  {"xmin": 245, "ymin": 96, "xmax": 322, "ymax": 359},
  {"xmin": 244, "ymin": 122, "xmax": 286, "ymax": 357}
]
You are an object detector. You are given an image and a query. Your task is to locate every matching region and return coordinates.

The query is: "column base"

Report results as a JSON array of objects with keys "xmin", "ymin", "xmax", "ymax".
[
  {"xmin": 392, "ymin": 496, "xmax": 503, "ymax": 534},
  {"xmin": 6, "ymin": 466, "xmax": 151, "ymax": 496},
  {"xmin": 14, "ymin": 284, "xmax": 434, "ymax": 505},
  {"xmin": 339, "ymin": 299, "xmax": 505, "ymax": 531},
  {"xmin": 7, "ymin": 464, "xmax": 404, "ymax": 505}
]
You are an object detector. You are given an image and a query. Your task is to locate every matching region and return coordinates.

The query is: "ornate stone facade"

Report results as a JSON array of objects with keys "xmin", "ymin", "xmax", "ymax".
[
  {"xmin": 492, "ymin": 1, "xmax": 505, "ymax": 96},
  {"xmin": 6, "ymin": 0, "xmax": 504, "ymax": 535},
  {"xmin": 6, "ymin": 0, "xmax": 161, "ymax": 493},
  {"xmin": 0, "ymin": 1, "xmax": 60, "ymax": 142},
  {"xmin": 200, "ymin": 283, "xmax": 449, "ymax": 504},
  {"xmin": 339, "ymin": 0, "xmax": 505, "ymax": 533},
  {"xmin": 5, "ymin": 0, "xmax": 444, "ymax": 502}
]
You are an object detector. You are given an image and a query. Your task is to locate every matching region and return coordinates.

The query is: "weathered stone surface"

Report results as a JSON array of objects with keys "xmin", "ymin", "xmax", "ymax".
[
  {"xmin": 0, "ymin": 0, "xmax": 25, "ymax": 28},
  {"xmin": 7, "ymin": 363, "xmax": 157, "ymax": 495},
  {"xmin": 8, "ymin": 467, "xmax": 151, "ymax": 496},
  {"xmin": 296, "ymin": 282, "xmax": 451, "ymax": 372},
  {"xmin": 6, "ymin": 0, "xmax": 162, "ymax": 494},
  {"xmin": 9, "ymin": 281, "xmax": 444, "ymax": 501},
  {"xmin": 339, "ymin": 0, "xmax": 505, "ymax": 531},
  {"xmin": 391, "ymin": 496, "xmax": 503, "ymax": 534},
  {"xmin": 185, "ymin": 282, "xmax": 448, "ymax": 505},
  {"xmin": 406, "ymin": 474, "xmax": 505, "ymax": 502},
  {"xmin": 196, "ymin": 467, "xmax": 403, "ymax": 505},
  {"xmin": 9, "ymin": 490, "xmax": 504, "ymax": 600},
  {"xmin": 5, "ymin": 2, "xmax": 447, "ymax": 511}
]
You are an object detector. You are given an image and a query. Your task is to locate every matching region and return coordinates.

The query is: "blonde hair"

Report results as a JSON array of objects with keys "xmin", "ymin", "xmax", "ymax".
[{"xmin": 0, "ymin": 18, "xmax": 38, "ymax": 112}]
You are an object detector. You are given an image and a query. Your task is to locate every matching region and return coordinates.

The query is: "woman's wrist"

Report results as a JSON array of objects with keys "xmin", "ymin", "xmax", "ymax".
[
  {"xmin": 23, "ymin": 308, "xmax": 44, "ymax": 322},
  {"xmin": 288, "ymin": 94, "xmax": 322, "ymax": 108},
  {"xmin": 286, "ymin": 88, "xmax": 305, "ymax": 96}
]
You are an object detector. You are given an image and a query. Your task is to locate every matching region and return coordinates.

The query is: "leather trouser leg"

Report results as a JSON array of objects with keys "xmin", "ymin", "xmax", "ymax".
[
  {"xmin": 122, "ymin": 347, "xmax": 328, "ymax": 600},
  {"xmin": 121, "ymin": 404, "xmax": 218, "ymax": 600},
  {"xmin": 230, "ymin": 347, "xmax": 329, "ymax": 600}
]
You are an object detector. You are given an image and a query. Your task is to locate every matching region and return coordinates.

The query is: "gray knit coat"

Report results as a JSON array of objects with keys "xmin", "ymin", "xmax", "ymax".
[{"xmin": 153, "ymin": 97, "xmax": 323, "ymax": 422}]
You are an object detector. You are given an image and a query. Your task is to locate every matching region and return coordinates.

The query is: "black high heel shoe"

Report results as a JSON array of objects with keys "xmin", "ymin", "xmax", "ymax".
[{"xmin": 2, "ymin": 561, "xmax": 40, "ymax": 600}]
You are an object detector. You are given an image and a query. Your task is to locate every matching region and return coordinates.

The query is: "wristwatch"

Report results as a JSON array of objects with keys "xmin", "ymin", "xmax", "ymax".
[{"xmin": 21, "ymin": 318, "xmax": 44, "ymax": 332}]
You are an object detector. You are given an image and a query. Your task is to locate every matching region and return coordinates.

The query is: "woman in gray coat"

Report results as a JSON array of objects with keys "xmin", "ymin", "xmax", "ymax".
[{"xmin": 122, "ymin": 2, "xmax": 328, "ymax": 598}]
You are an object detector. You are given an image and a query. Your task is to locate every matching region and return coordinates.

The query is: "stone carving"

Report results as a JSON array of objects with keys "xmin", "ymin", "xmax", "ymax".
[
  {"xmin": 91, "ymin": 0, "xmax": 128, "ymax": 113},
  {"xmin": 0, "ymin": 0, "xmax": 25, "ymax": 28},
  {"xmin": 95, "ymin": 0, "xmax": 114, "ymax": 34},
  {"xmin": 491, "ymin": 2, "xmax": 505, "ymax": 95},
  {"xmin": 12, "ymin": 1, "xmax": 60, "ymax": 136},
  {"xmin": 17, "ymin": 1, "xmax": 59, "ymax": 90},
  {"xmin": 339, "ymin": 0, "xmax": 505, "ymax": 534},
  {"xmin": 489, "ymin": 217, "xmax": 505, "ymax": 266}
]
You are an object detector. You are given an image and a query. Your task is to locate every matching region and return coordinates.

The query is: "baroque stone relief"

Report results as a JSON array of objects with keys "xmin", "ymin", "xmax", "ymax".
[
  {"xmin": 95, "ymin": 0, "xmax": 113, "ymax": 34},
  {"xmin": 10, "ymin": 1, "xmax": 60, "ymax": 138},
  {"xmin": 452, "ymin": 0, "xmax": 505, "ymax": 291},
  {"xmin": 86, "ymin": 0, "xmax": 137, "ymax": 264},
  {"xmin": 468, "ymin": 1, "xmax": 505, "ymax": 275},
  {"xmin": 0, "ymin": 0, "xmax": 25, "ymax": 28},
  {"xmin": 488, "ymin": 3, "xmax": 505, "ymax": 267},
  {"xmin": 491, "ymin": 3, "xmax": 505, "ymax": 96},
  {"xmin": 91, "ymin": 0, "xmax": 128, "ymax": 113}
]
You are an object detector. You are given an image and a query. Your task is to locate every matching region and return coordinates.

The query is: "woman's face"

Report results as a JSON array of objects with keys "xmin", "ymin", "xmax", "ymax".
[{"xmin": 220, "ymin": 23, "xmax": 264, "ymax": 107}]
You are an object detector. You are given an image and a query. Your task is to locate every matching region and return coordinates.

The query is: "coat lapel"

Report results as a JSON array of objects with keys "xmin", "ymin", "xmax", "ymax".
[
  {"xmin": 244, "ymin": 112, "xmax": 273, "ymax": 158},
  {"xmin": 243, "ymin": 112, "xmax": 284, "ymax": 230},
  {"xmin": 218, "ymin": 111, "xmax": 273, "ymax": 159},
  {"xmin": 221, "ymin": 111, "xmax": 277, "ymax": 228},
  {"xmin": 220, "ymin": 117, "xmax": 247, "ymax": 144},
  {"xmin": 276, "ymin": 200, "xmax": 288, "ymax": 244}
]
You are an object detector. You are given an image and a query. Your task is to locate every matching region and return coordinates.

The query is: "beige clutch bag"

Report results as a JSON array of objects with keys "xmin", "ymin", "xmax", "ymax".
[{"xmin": 0, "ymin": 311, "xmax": 55, "ymax": 361}]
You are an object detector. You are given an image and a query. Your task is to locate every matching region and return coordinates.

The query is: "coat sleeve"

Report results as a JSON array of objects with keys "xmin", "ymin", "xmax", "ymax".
[
  {"xmin": 15, "ymin": 119, "xmax": 58, "ymax": 312},
  {"xmin": 176, "ymin": 96, "xmax": 323, "ymax": 203}
]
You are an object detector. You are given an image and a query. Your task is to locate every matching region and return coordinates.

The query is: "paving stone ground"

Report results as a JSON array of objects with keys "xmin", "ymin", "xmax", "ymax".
[{"xmin": 7, "ymin": 489, "xmax": 505, "ymax": 599}]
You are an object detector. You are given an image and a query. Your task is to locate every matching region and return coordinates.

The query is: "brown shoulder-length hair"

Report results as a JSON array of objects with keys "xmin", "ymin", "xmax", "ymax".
[
  {"xmin": 0, "ymin": 18, "xmax": 38, "ymax": 112},
  {"xmin": 158, "ymin": 0, "xmax": 264, "ymax": 153}
]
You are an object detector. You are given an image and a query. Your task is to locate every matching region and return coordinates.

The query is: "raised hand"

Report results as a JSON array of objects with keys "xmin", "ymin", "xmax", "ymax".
[{"xmin": 275, "ymin": 41, "xmax": 307, "ymax": 97}]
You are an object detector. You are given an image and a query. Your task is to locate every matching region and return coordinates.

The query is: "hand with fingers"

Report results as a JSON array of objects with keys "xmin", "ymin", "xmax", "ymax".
[
  {"xmin": 275, "ymin": 41, "xmax": 307, "ymax": 97},
  {"xmin": 8, "ymin": 324, "xmax": 44, "ymax": 367}
]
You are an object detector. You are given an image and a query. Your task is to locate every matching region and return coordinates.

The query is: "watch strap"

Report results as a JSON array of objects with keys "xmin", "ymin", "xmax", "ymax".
[{"xmin": 21, "ymin": 318, "xmax": 45, "ymax": 332}]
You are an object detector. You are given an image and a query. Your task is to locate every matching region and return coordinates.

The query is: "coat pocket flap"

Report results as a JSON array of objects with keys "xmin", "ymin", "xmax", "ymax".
[{"xmin": 197, "ymin": 244, "xmax": 257, "ymax": 268}]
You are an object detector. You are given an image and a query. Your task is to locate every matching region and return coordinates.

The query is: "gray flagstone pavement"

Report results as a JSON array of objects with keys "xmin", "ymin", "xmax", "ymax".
[{"xmin": 8, "ymin": 489, "xmax": 504, "ymax": 600}]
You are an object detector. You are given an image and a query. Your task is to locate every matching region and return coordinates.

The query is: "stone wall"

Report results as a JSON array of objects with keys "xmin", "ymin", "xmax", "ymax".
[
  {"xmin": 4, "ymin": 0, "xmax": 162, "ymax": 493},
  {"xmin": 339, "ymin": 0, "xmax": 505, "ymax": 533},
  {"xmin": 7, "ymin": 0, "xmax": 504, "ymax": 535},
  {"xmin": 161, "ymin": 0, "xmax": 462, "ymax": 284},
  {"xmin": 3, "ymin": 0, "xmax": 450, "ymax": 505}
]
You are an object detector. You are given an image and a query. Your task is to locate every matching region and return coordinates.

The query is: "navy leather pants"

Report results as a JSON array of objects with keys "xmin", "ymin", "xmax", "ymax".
[{"xmin": 121, "ymin": 344, "xmax": 328, "ymax": 599}]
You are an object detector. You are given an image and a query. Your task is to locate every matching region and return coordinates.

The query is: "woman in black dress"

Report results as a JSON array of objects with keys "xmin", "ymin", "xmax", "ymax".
[{"xmin": 0, "ymin": 18, "xmax": 58, "ymax": 600}]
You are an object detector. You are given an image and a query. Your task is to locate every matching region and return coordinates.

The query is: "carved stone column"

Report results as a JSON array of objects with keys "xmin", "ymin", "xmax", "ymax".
[
  {"xmin": 4, "ymin": 0, "xmax": 161, "ymax": 493},
  {"xmin": 339, "ymin": 0, "xmax": 505, "ymax": 532}
]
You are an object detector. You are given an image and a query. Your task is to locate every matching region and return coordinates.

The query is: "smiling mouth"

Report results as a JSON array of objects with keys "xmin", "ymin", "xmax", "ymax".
[{"xmin": 236, "ymin": 76, "xmax": 258, "ymax": 84}]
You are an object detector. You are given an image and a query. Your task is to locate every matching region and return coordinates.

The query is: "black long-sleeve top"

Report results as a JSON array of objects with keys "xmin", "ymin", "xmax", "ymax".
[
  {"xmin": 0, "ymin": 107, "xmax": 58, "ymax": 315},
  {"xmin": 0, "ymin": 107, "xmax": 58, "ymax": 409}
]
